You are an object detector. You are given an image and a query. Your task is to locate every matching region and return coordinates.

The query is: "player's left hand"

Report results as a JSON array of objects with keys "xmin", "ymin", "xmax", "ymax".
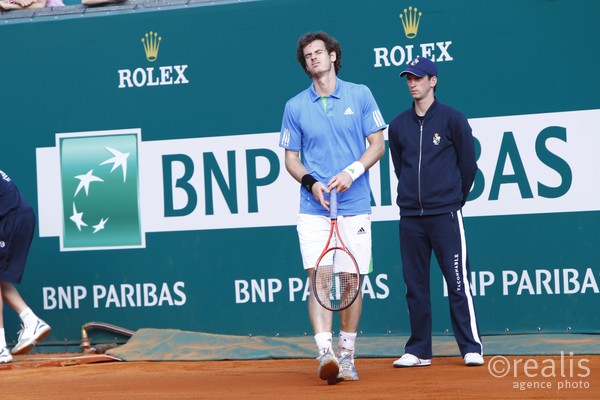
[{"xmin": 328, "ymin": 171, "xmax": 353, "ymax": 193}]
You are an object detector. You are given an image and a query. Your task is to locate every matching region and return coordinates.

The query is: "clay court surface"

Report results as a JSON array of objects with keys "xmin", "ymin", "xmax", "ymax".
[{"xmin": 1, "ymin": 354, "xmax": 597, "ymax": 399}]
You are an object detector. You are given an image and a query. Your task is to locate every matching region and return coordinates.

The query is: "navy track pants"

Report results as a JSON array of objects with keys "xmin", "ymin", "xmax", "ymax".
[{"xmin": 399, "ymin": 209, "xmax": 483, "ymax": 359}]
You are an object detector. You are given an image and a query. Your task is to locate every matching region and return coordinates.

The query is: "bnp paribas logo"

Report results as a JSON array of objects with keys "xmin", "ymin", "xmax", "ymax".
[{"xmin": 58, "ymin": 131, "xmax": 143, "ymax": 251}]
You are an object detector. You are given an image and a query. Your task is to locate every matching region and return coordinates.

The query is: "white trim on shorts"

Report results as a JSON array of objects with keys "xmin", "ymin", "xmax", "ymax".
[{"xmin": 297, "ymin": 213, "xmax": 372, "ymax": 274}]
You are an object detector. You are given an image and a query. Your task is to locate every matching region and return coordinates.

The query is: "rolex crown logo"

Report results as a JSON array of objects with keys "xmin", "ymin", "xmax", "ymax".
[
  {"xmin": 141, "ymin": 31, "xmax": 162, "ymax": 62},
  {"xmin": 399, "ymin": 6, "xmax": 422, "ymax": 39}
]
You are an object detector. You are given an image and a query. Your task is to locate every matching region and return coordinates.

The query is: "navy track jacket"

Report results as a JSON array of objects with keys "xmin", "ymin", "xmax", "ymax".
[
  {"xmin": 0, "ymin": 170, "xmax": 30, "ymax": 219},
  {"xmin": 388, "ymin": 99, "xmax": 477, "ymax": 216}
]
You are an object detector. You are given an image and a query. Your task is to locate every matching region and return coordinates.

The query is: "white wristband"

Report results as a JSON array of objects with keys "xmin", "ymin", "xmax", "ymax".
[{"xmin": 343, "ymin": 161, "xmax": 365, "ymax": 182}]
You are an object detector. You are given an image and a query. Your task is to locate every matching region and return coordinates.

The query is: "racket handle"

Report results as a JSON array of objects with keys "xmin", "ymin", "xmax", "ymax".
[{"xmin": 330, "ymin": 189, "xmax": 337, "ymax": 219}]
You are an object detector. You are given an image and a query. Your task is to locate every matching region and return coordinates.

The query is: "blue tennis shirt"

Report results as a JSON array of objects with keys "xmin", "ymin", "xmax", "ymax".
[{"xmin": 280, "ymin": 78, "xmax": 386, "ymax": 216}]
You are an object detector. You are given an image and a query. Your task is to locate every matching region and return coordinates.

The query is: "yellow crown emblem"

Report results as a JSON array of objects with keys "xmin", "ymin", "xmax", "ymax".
[
  {"xmin": 399, "ymin": 6, "xmax": 422, "ymax": 39},
  {"xmin": 141, "ymin": 31, "xmax": 162, "ymax": 62}
]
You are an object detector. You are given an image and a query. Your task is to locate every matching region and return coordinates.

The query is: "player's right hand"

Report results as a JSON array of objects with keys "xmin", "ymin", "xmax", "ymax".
[{"xmin": 312, "ymin": 182, "xmax": 330, "ymax": 211}]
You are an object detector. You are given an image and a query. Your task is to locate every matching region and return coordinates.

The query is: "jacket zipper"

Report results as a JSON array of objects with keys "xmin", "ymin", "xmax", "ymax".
[{"xmin": 418, "ymin": 119, "xmax": 424, "ymax": 215}]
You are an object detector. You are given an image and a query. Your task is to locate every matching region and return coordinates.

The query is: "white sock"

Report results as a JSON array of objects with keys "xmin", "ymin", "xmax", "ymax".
[
  {"xmin": 19, "ymin": 307, "xmax": 38, "ymax": 327},
  {"xmin": 314, "ymin": 332, "xmax": 333, "ymax": 354},
  {"xmin": 339, "ymin": 330, "xmax": 357, "ymax": 354},
  {"xmin": 0, "ymin": 329, "xmax": 6, "ymax": 348}
]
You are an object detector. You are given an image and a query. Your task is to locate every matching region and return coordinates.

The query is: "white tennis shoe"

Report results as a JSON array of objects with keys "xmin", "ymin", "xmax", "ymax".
[
  {"xmin": 11, "ymin": 319, "xmax": 52, "ymax": 355},
  {"xmin": 0, "ymin": 347, "xmax": 12, "ymax": 363},
  {"xmin": 392, "ymin": 353, "xmax": 432, "ymax": 367},
  {"xmin": 464, "ymin": 352, "xmax": 484, "ymax": 366},
  {"xmin": 337, "ymin": 351, "xmax": 359, "ymax": 381},
  {"xmin": 317, "ymin": 348, "xmax": 340, "ymax": 385}
]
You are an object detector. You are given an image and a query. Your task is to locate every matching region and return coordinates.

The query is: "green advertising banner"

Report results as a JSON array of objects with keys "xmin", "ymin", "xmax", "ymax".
[{"xmin": 0, "ymin": 0, "xmax": 598, "ymax": 349}]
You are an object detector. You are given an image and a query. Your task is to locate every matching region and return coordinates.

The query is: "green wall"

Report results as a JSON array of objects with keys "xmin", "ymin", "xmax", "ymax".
[{"xmin": 1, "ymin": 0, "xmax": 599, "ymax": 349}]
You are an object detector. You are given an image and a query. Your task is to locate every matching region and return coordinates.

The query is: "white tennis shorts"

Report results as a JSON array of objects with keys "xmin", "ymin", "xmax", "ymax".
[{"xmin": 297, "ymin": 213, "xmax": 372, "ymax": 274}]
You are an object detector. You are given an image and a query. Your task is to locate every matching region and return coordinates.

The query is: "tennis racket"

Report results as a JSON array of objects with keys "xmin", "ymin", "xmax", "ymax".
[{"xmin": 312, "ymin": 189, "xmax": 361, "ymax": 311}]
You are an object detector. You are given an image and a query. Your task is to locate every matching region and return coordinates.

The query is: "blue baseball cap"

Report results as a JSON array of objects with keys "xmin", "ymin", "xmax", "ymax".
[{"xmin": 400, "ymin": 56, "xmax": 437, "ymax": 77}]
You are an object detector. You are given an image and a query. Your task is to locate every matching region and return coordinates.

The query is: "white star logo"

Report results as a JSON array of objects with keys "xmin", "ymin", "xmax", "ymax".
[
  {"xmin": 69, "ymin": 203, "xmax": 88, "ymax": 231},
  {"xmin": 92, "ymin": 217, "xmax": 109, "ymax": 233},
  {"xmin": 74, "ymin": 169, "xmax": 104, "ymax": 197},
  {"xmin": 100, "ymin": 147, "xmax": 129, "ymax": 183}
]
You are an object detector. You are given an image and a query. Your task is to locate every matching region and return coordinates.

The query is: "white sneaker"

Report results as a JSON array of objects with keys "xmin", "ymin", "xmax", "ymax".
[
  {"xmin": 317, "ymin": 349, "xmax": 340, "ymax": 385},
  {"xmin": 464, "ymin": 352, "xmax": 484, "ymax": 366},
  {"xmin": 0, "ymin": 347, "xmax": 12, "ymax": 363},
  {"xmin": 392, "ymin": 353, "xmax": 431, "ymax": 368},
  {"xmin": 11, "ymin": 319, "xmax": 52, "ymax": 355},
  {"xmin": 337, "ymin": 351, "xmax": 359, "ymax": 381}
]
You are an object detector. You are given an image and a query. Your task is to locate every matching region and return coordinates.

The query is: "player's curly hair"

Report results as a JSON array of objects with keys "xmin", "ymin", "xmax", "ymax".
[{"xmin": 296, "ymin": 31, "xmax": 342, "ymax": 77}]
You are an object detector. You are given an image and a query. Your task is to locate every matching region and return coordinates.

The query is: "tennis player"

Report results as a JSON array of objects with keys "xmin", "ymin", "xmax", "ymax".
[
  {"xmin": 0, "ymin": 169, "xmax": 51, "ymax": 363},
  {"xmin": 279, "ymin": 31, "xmax": 386, "ymax": 384}
]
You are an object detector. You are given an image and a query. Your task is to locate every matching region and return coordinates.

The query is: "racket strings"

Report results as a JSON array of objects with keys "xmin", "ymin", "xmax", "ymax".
[{"xmin": 315, "ymin": 248, "xmax": 360, "ymax": 310}]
